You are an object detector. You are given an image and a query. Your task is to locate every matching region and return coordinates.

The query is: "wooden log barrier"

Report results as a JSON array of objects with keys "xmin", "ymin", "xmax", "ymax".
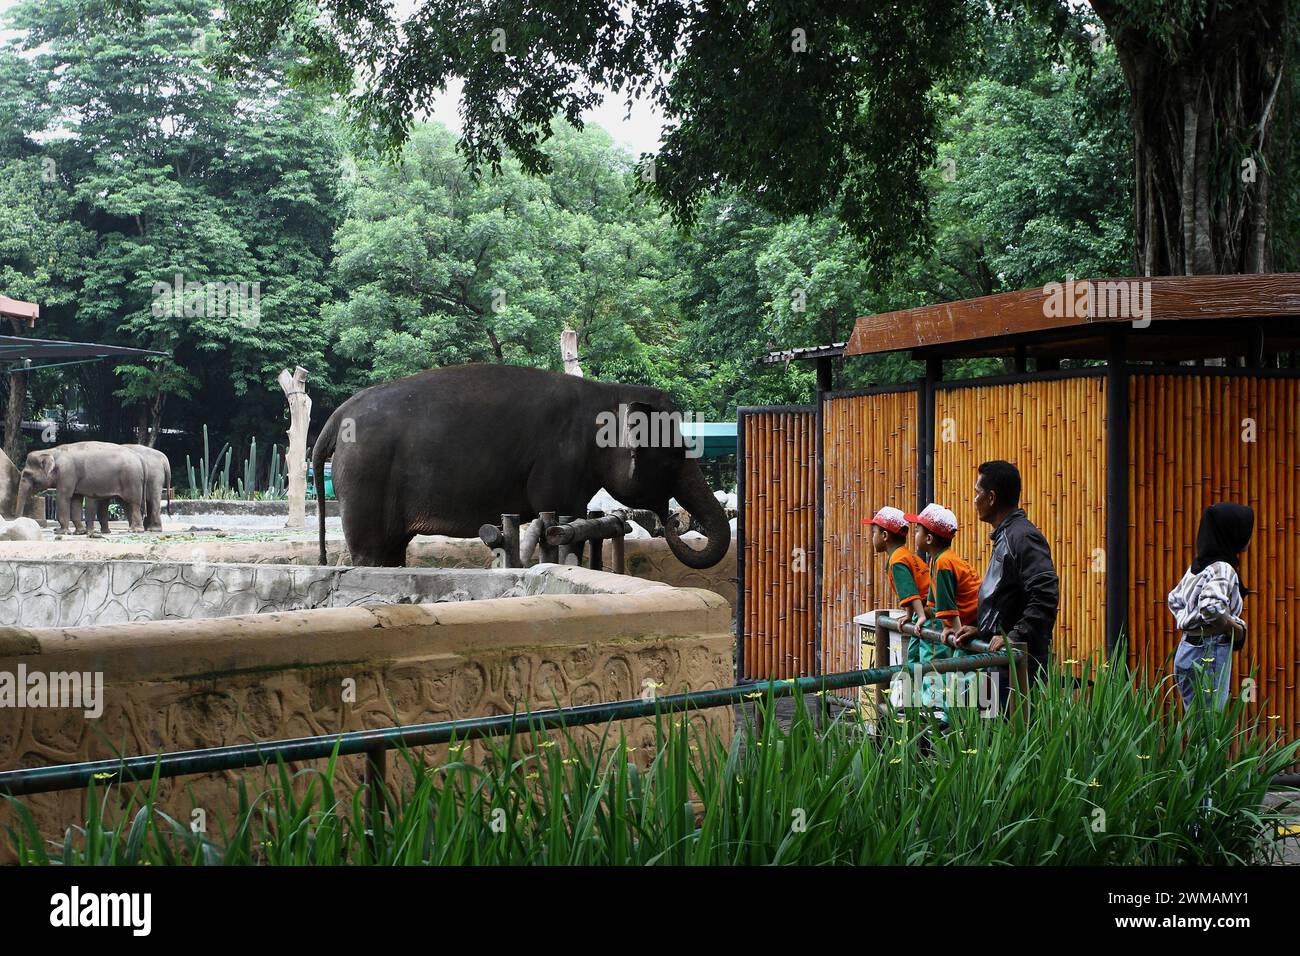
[
  {"xmin": 482, "ymin": 511, "xmax": 632, "ymax": 573},
  {"xmin": 545, "ymin": 514, "xmax": 633, "ymax": 546},
  {"xmin": 477, "ymin": 515, "xmax": 523, "ymax": 568},
  {"xmin": 538, "ymin": 511, "xmax": 559, "ymax": 564},
  {"xmin": 556, "ymin": 514, "xmax": 574, "ymax": 565},
  {"xmin": 586, "ymin": 510, "xmax": 604, "ymax": 571}
]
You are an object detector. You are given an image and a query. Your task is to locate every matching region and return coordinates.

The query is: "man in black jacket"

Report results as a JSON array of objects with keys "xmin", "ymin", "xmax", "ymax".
[{"xmin": 953, "ymin": 460, "xmax": 1059, "ymax": 709}]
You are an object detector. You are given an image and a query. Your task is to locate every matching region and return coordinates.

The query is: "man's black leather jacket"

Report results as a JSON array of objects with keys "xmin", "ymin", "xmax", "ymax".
[{"xmin": 975, "ymin": 509, "xmax": 1060, "ymax": 660}]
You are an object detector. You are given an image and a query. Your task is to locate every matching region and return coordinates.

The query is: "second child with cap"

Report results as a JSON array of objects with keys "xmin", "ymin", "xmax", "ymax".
[
  {"xmin": 907, "ymin": 503, "xmax": 982, "ymax": 669},
  {"xmin": 868, "ymin": 506, "xmax": 929, "ymax": 627}
]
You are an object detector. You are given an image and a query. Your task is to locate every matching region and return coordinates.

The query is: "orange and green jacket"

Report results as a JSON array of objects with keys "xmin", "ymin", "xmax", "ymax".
[
  {"xmin": 887, "ymin": 545, "xmax": 930, "ymax": 616},
  {"xmin": 926, "ymin": 546, "xmax": 981, "ymax": 626}
]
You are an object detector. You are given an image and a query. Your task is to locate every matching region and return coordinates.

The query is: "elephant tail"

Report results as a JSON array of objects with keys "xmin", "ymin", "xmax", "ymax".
[
  {"xmin": 312, "ymin": 412, "xmax": 340, "ymax": 566},
  {"xmin": 164, "ymin": 457, "xmax": 172, "ymax": 516}
]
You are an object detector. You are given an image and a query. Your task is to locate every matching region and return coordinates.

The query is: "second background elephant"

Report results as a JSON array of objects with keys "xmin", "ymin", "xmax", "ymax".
[{"xmin": 83, "ymin": 444, "xmax": 172, "ymax": 533}]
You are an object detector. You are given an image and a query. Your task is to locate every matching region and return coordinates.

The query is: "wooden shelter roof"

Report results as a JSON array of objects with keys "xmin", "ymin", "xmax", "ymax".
[
  {"xmin": 761, "ymin": 342, "xmax": 847, "ymax": 364},
  {"xmin": 0, "ymin": 295, "xmax": 38, "ymax": 326},
  {"xmin": 844, "ymin": 274, "xmax": 1300, "ymax": 361}
]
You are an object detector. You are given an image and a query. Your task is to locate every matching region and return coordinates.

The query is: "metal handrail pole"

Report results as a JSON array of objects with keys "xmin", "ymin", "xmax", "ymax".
[{"xmin": 0, "ymin": 652, "xmax": 1009, "ymax": 798}]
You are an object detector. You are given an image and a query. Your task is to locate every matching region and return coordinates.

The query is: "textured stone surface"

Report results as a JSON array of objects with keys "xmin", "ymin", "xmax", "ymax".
[
  {"xmin": 0, "ymin": 566, "xmax": 734, "ymax": 859},
  {"xmin": 0, "ymin": 560, "xmax": 542, "ymax": 627},
  {"xmin": 0, "ymin": 534, "xmax": 738, "ymax": 606}
]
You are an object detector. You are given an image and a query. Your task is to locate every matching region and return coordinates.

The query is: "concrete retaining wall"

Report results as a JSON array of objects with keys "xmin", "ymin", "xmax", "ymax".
[
  {"xmin": 0, "ymin": 535, "xmax": 739, "ymax": 607},
  {"xmin": 0, "ymin": 565, "xmax": 733, "ymax": 859},
  {"xmin": 0, "ymin": 560, "xmax": 540, "ymax": 628}
]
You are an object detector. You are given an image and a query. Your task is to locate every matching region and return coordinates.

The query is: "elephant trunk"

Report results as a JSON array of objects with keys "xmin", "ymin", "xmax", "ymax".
[
  {"xmin": 14, "ymin": 479, "xmax": 32, "ymax": 522},
  {"xmin": 661, "ymin": 458, "xmax": 731, "ymax": 569}
]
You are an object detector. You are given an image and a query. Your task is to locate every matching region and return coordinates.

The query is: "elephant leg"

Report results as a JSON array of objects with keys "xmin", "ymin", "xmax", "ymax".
[
  {"xmin": 338, "ymin": 497, "xmax": 410, "ymax": 567},
  {"xmin": 71, "ymin": 494, "xmax": 88, "ymax": 534},
  {"xmin": 96, "ymin": 498, "xmax": 112, "ymax": 534},
  {"xmin": 347, "ymin": 542, "xmax": 409, "ymax": 567},
  {"xmin": 56, "ymin": 490, "xmax": 74, "ymax": 534},
  {"xmin": 147, "ymin": 488, "xmax": 163, "ymax": 530},
  {"xmin": 125, "ymin": 499, "xmax": 145, "ymax": 532}
]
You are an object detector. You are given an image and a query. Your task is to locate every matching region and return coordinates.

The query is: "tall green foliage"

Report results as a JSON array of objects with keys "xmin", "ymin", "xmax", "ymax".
[
  {"xmin": 8, "ymin": 664, "xmax": 1296, "ymax": 865},
  {"xmin": 1, "ymin": 0, "xmax": 345, "ymax": 441},
  {"xmin": 326, "ymin": 122, "xmax": 688, "ymax": 398}
]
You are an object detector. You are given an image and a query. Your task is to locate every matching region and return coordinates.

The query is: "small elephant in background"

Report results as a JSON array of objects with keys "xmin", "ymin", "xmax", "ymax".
[
  {"xmin": 16, "ymin": 441, "xmax": 147, "ymax": 533},
  {"xmin": 0, "ymin": 448, "xmax": 43, "ymax": 521},
  {"xmin": 81, "ymin": 444, "xmax": 171, "ymax": 532}
]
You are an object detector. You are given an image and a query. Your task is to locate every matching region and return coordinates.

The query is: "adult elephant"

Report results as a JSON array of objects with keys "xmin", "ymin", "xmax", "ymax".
[
  {"xmin": 16, "ymin": 441, "xmax": 147, "ymax": 533},
  {"xmin": 312, "ymin": 364, "xmax": 731, "ymax": 568},
  {"xmin": 83, "ymin": 444, "xmax": 172, "ymax": 532}
]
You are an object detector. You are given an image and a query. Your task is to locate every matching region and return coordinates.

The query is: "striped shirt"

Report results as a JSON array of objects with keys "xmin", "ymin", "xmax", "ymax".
[{"xmin": 1167, "ymin": 561, "xmax": 1243, "ymax": 633}]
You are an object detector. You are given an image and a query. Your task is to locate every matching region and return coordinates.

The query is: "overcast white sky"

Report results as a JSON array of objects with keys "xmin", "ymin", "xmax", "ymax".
[{"xmin": 0, "ymin": 0, "xmax": 667, "ymax": 156}]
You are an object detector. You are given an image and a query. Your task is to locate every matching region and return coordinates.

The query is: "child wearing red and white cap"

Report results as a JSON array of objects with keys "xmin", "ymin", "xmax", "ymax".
[
  {"xmin": 905, "ymin": 504, "xmax": 982, "ymax": 663},
  {"xmin": 868, "ymin": 506, "xmax": 929, "ymax": 627}
]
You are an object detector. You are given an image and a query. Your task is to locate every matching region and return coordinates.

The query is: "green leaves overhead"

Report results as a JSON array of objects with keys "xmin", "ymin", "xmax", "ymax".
[
  {"xmin": 2, "ymin": 0, "xmax": 345, "ymax": 439},
  {"xmin": 219, "ymin": 0, "xmax": 979, "ymax": 279},
  {"xmin": 326, "ymin": 122, "xmax": 686, "ymax": 395}
]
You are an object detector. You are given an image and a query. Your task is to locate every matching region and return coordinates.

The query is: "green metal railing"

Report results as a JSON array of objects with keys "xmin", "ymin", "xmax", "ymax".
[{"xmin": 0, "ymin": 634, "xmax": 1020, "ymax": 802}]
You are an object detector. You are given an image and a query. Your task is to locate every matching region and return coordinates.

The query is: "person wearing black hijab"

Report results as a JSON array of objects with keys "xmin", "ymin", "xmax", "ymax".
[{"xmin": 1166, "ymin": 503, "xmax": 1254, "ymax": 711}]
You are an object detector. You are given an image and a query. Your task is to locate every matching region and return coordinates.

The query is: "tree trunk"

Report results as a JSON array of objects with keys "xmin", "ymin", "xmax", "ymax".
[
  {"xmin": 4, "ymin": 318, "xmax": 28, "ymax": 463},
  {"xmin": 278, "ymin": 366, "xmax": 311, "ymax": 529},
  {"xmin": 1093, "ymin": 0, "xmax": 1288, "ymax": 275}
]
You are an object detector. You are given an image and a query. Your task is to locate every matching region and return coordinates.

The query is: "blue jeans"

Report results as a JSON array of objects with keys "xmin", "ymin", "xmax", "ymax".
[{"xmin": 1174, "ymin": 636, "xmax": 1232, "ymax": 712}]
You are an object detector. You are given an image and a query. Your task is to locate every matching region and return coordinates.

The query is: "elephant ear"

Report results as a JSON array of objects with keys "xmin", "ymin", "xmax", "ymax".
[
  {"xmin": 618, "ymin": 401, "xmax": 655, "ymax": 481},
  {"xmin": 29, "ymin": 452, "xmax": 55, "ymax": 481}
]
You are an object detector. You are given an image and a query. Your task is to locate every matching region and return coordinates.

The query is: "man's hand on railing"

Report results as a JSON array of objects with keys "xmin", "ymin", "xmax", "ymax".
[{"xmin": 952, "ymin": 624, "xmax": 982, "ymax": 648}]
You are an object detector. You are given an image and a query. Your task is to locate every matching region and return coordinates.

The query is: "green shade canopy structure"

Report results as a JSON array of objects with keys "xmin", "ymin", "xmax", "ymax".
[
  {"xmin": 681, "ymin": 421, "xmax": 736, "ymax": 460},
  {"xmin": 0, "ymin": 335, "xmax": 166, "ymax": 372}
]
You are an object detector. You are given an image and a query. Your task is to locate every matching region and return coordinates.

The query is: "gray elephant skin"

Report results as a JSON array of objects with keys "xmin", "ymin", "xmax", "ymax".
[
  {"xmin": 0, "ymin": 449, "xmax": 43, "ymax": 521},
  {"xmin": 312, "ymin": 364, "xmax": 730, "ymax": 568},
  {"xmin": 17, "ymin": 441, "xmax": 147, "ymax": 533},
  {"xmin": 83, "ymin": 444, "xmax": 172, "ymax": 532}
]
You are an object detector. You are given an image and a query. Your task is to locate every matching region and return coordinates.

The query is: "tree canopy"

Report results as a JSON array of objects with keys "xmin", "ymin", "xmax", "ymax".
[
  {"xmin": 215, "ymin": 0, "xmax": 1297, "ymax": 276},
  {"xmin": 3, "ymin": 0, "xmax": 1286, "ymax": 487}
]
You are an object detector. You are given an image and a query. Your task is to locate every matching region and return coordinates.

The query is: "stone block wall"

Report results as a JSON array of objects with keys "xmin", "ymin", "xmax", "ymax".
[
  {"xmin": 0, "ymin": 560, "xmax": 540, "ymax": 628},
  {"xmin": 0, "ymin": 566, "xmax": 734, "ymax": 860},
  {"xmin": 0, "ymin": 535, "xmax": 738, "ymax": 608}
]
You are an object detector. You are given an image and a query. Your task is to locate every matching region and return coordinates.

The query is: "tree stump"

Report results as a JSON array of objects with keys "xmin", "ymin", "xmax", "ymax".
[
  {"xmin": 278, "ymin": 366, "xmax": 311, "ymax": 529},
  {"xmin": 561, "ymin": 328, "xmax": 583, "ymax": 377}
]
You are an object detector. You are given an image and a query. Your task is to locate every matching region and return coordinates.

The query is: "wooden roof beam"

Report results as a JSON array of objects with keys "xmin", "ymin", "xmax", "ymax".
[
  {"xmin": 847, "ymin": 274, "xmax": 1300, "ymax": 357},
  {"xmin": 0, "ymin": 295, "xmax": 38, "ymax": 327}
]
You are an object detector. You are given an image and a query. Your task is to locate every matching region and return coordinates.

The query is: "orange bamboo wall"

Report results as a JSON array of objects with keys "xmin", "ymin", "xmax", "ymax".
[
  {"xmin": 1128, "ymin": 373, "xmax": 1300, "ymax": 746},
  {"xmin": 932, "ymin": 376, "xmax": 1108, "ymax": 665},
  {"xmin": 740, "ymin": 409, "xmax": 818, "ymax": 680},
  {"xmin": 820, "ymin": 389, "xmax": 918, "ymax": 675}
]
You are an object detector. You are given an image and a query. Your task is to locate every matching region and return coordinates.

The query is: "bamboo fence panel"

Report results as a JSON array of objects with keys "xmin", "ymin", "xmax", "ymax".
[
  {"xmin": 1128, "ymin": 373, "xmax": 1300, "ymax": 749},
  {"xmin": 740, "ymin": 409, "xmax": 818, "ymax": 680},
  {"xmin": 820, "ymin": 390, "xmax": 918, "ymax": 676},
  {"xmin": 932, "ymin": 377, "xmax": 1108, "ymax": 666}
]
